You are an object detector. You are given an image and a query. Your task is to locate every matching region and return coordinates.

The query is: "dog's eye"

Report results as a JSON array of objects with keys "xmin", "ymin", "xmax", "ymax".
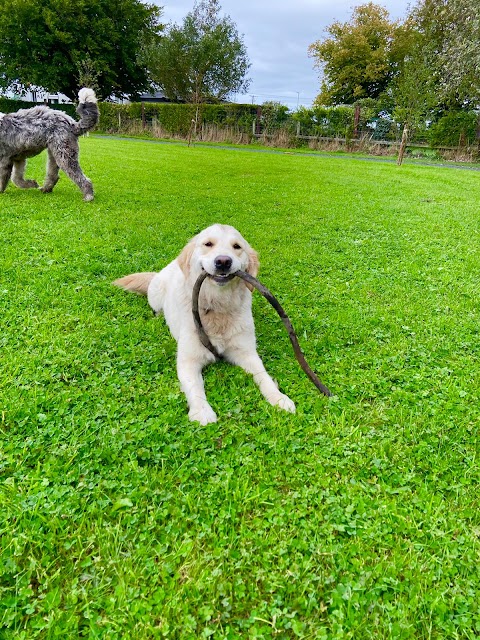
[
  {"xmin": 204, "ymin": 241, "xmax": 214, "ymax": 247},
  {"xmin": 233, "ymin": 243, "xmax": 242, "ymax": 250}
]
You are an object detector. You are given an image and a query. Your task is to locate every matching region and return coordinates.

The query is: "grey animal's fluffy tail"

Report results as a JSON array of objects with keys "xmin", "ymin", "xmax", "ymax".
[
  {"xmin": 74, "ymin": 88, "xmax": 99, "ymax": 136},
  {"xmin": 113, "ymin": 272, "xmax": 157, "ymax": 296}
]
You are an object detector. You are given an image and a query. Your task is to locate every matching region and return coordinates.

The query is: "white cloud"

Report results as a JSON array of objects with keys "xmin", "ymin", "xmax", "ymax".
[{"xmin": 156, "ymin": 0, "xmax": 412, "ymax": 109}]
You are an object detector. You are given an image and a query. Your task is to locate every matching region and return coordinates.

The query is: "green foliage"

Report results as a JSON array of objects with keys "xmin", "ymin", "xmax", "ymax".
[
  {"xmin": 391, "ymin": 28, "xmax": 438, "ymax": 134},
  {"xmin": 76, "ymin": 56, "xmax": 102, "ymax": 96},
  {"xmin": 314, "ymin": 105, "xmax": 354, "ymax": 136},
  {"xmin": 354, "ymin": 100, "xmax": 378, "ymax": 132},
  {"xmin": 428, "ymin": 111, "xmax": 478, "ymax": 147},
  {"xmin": 98, "ymin": 101, "xmax": 258, "ymax": 135},
  {"xmin": 370, "ymin": 115, "xmax": 395, "ymax": 141},
  {"xmin": 260, "ymin": 101, "xmax": 291, "ymax": 132},
  {"xmin": 308, "ymin": 2, "xmax": 409, "ymax": 105},
  {"xmin": 0, "ymin": 0, "xmax": 162, "ymax": 100},
  {"xmin": 408, "ymin": 0, "xmax": 480, "ymax": 109},
  {"xmin": 391, "ymin": 0, "xmax": 480, "ymax": 127},
  {"xmin": 0, "ymin": 96, "xmax": 76, "ymax": 117},
  {"xmin": 309, "ymin": 0, "xmax": 480, "ymax": 124},
  {"xmin": 1, "ymin": 137, "xmax": 480, "ymax": 637},
  {"xmin": 83, "ymin": 98, "xmax": 480, "ymax": 149},
  {"xmin": 200, "ymin": 103, "xmax": 257, "ymax": 129},
  {"xmin": 143, "ymin": 0, "xmax": 250, "ymax": 103},
  {"xmin": 293, "ymin": 105, "xmax": 354, "ymax": 137}
]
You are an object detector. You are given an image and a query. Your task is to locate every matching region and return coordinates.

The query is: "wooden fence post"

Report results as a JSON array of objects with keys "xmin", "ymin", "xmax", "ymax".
[
  {"xmin": 255, "ymin": 107, "xmax": 262, "ymax": 135},
  {"xmin": 187, "ymin": 104, "xmax": 201, "ymax": 147},
  {"xmin": 397, "ymin": 124, "xmax": 409, "ymax": 166},
  {"xmin": 354, "ymin": 104, "xmax": 360, "ymax": 138}
]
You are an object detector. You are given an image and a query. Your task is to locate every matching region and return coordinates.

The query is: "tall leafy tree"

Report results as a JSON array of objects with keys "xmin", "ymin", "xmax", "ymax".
[
  {"xmin": 0, "ymin": 0, "xmax": 162, "ymax": 100},
  {"xmin": 143, "ymin": 0, "xmax": 250, "ymax": 103},
  {"xmin": 389, "ymin": 0, "xmax": 480, "ymax": 144},
  {"xmin": 406, "ymin": 0, "xmax": 480, "ymax": 109},
  {"xmin": 391, "ymin": 34, "xmax": 437, "ymax": 132},
  {"xmin": 308, "ymin": 2, "xmax": 408, "ymax": 105}
]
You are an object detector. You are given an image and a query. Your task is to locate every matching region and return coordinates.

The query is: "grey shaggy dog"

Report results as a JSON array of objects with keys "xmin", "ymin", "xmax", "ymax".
[{"xmin": 0, "ymin": 88, "xmax": 99, "ymax": 201}]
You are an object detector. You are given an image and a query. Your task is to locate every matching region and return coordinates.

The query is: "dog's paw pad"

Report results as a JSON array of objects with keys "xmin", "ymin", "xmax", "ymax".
[
  {"xmin": 270, "ymin": 393, "xmax": 296, "ymax": 414},
  {"xmin": 189, "ymin": 405, "xmax": 217, "ymax": 425}
]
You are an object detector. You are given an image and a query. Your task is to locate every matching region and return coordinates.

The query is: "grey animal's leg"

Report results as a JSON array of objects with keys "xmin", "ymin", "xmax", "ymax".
[
  {"xmin": 51, "ymin": 140, "xmax": 94, "ymax": 201},
  {"xmin": 40, "ymin": 149, "xmax": 60, "ymax": 193},
  {"xmin": 12, "ymin": 159, "xmax": 39, "ymax": 189},
  {"xmin": 0, "ymin": 160, "xmax": 13, "ymax": 192}
]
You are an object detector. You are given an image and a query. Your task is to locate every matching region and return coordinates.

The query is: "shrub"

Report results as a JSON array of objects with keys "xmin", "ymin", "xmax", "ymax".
[
  {"xmin": 312, "ymin": 105, "xmax": 354, "ymax": 137},
  {"xmin": 259, "ymin": 102, "xmax": 291, "ymax": 133},
  {"xmin": 428, "ymin": 111, "xmax": 478, "ymax": 147},
  {"xmin": 292, "ymin": 105, "xmax": 354, "ymax": 137},
  {"xmin": 0, "ymin": 97, "xmax": 76, "ymax": 117},
  {"xmin": 97, "ymin": 102, "xmax": 258, "ymax": 136}
]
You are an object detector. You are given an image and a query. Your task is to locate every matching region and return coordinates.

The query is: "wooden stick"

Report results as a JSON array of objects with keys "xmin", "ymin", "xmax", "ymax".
[{"xmin": 192, "ymin": 271, "xmax": 332, "ymax": 397}]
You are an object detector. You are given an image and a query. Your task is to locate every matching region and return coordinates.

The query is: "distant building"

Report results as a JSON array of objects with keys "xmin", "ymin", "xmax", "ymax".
[
  {"xmin": 137, "ymin": 90, "xmax": 171, "ymax": 103},
  {"xmin": 3, "ymin": 86, "xmax": 72, "ymax": 104}
]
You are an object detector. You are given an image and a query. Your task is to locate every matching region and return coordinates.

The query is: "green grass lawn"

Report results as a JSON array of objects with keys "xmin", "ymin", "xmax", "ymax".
[{"xmin": 1, "ymin": 136, "xmax": 479, "ymax": 639}]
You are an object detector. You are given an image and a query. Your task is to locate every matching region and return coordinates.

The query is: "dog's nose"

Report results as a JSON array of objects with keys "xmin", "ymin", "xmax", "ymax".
[{"xmin": 214, "ymin": 255, "xmax": 233, "ymax": 272}]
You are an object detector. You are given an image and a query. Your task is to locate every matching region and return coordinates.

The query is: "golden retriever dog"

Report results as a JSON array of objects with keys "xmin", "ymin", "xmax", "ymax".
[{"xmin": 114, "ymin": 224, "xmax": 296, "ymax": 424}]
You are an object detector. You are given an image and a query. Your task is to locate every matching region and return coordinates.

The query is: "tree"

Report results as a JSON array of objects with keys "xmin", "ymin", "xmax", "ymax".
[
  {"xmin": 143, "ymin": 0, "xmax": 250, "ymax": 103},
  {"xmin": 0, "ymin": 0, "xmax": 162, "ymax": 100},
  {"xmin": 308, "ymin": 3, "xmax": 408, "ymax": 105},
  {"xmin": 389, "ymin": 19, "xmax": 436, "ymax": 132},
  {"xmin": 389, "ymin": 0, "xmax": 480, "ymax": 151},
  {"xmin": 406, "ymin": 0, "xmax": 480, "ymax": 110}
]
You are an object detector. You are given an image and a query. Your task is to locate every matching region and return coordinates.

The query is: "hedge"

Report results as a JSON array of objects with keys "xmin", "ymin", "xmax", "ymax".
[
  {"xmin": 0, "ymin": 97, "xmax": 76, "ymax": 117},
  {"xmin": 293, "ymin": 105, "xmax": 354, "ymax": 137},
  {"xmin": 98, "ymin": 102, "xmax": 258, "ymax": 135},
  {"xmin": 2, "ymin": 95, "xmax": 478, "ymax": 150},
  {"xmin": 428, "ymin": 111, "xmax": 479, "ymax": 147}
]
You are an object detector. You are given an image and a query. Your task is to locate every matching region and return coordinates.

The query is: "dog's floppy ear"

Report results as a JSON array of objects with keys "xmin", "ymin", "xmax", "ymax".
[
  {"xmin": 245, "ymin": 248, "xmax": 259, "ymax": 291},
  {"xmin": 177, "ymin": 238, "xmax": 196, "ymax": 278}
]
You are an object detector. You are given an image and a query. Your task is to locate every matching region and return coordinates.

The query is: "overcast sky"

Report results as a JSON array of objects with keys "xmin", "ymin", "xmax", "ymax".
[{"xmin": 155, "ymin": 0, "xmax": 412, "ymax": 110}]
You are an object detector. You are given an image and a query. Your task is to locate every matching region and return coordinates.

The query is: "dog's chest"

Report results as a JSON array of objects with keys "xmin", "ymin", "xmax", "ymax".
[
  {"xmin": 199, "ymin": 293, "xmax": 252, "ymax": 348},
  {"xmin": 195, "ymin": 283, "xmax": 252, "ymax": 349},
  {"xmin": 201, "ymin": 308, "xmax": 242, "ymax": 343}
]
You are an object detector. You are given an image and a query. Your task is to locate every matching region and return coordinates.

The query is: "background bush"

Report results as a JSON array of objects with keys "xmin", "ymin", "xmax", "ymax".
[
  {"xmin": 0, "ymin": 97, "xmax": 75, "ymax": 117},
  {"xmin": 293, "ymin": 105, "xmax": 354, "ymax": 137},
  {"xmin": 2, "ymin": 96, "xmax": 479, "ymax": 152},
  {"xmin": 428, "ymin": 111, "xmax": 479, "ymax": 147},
  {"xmin": 97, "ymin": 102, "xmax": 258, "ymax": 135}
]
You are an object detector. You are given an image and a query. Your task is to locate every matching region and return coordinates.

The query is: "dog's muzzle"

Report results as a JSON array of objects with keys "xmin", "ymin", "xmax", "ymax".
[{"xmin": 212, "ymin": 255, "xmax": 235, "ymax": 285}]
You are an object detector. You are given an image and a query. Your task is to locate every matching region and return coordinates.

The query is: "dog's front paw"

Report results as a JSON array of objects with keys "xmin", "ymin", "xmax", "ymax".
[
  {"xmin": 268, "ymin": 393, "xmax": 296, "ymax": 414},
  {"xmin": 189, "ymin": 404, "xmax": 217, "ymax": 425},
  {"xmin": 25, "ymin": 180, "xmax": 39, "ymax": 189}
]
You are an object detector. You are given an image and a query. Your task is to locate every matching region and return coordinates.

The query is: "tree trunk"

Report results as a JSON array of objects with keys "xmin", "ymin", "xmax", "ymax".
[{"xmin": 397, "ymin": 124, "xmax": 409, "ymax": 166}]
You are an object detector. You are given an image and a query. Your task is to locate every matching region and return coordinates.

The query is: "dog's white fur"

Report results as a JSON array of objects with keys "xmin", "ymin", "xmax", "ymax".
[{"xmin": 114, "ymin": 224, "xmax": 295, "ymax": 424}]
